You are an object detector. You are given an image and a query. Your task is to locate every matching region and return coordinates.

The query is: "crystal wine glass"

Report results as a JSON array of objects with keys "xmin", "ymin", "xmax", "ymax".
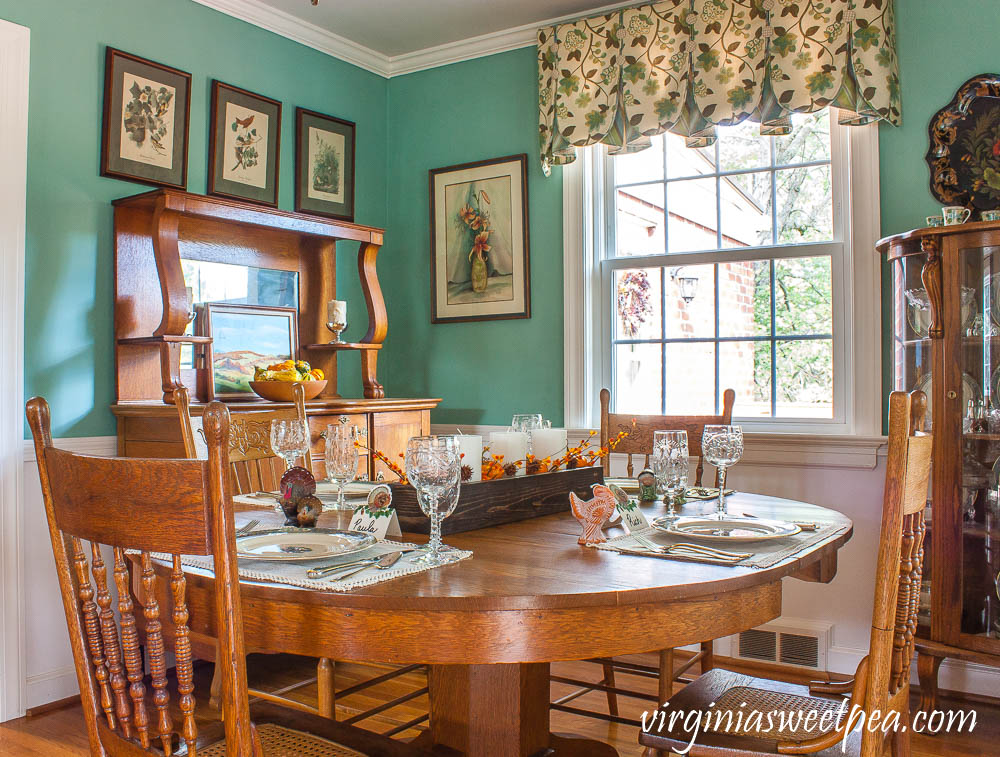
[
  {"xmin": 405, "ymin": 436, "xmax": 462, "ymax": 566},
  {"xmin": 702, "ymin": 425, "xmax": 743, "ymax": 519},
  {"xmin": 512, "ymin": 414, "xmax": 543, "ymax": 454},
  {"xmin": 269, "ymin": 419, "xmax": 309, "ymax": 470},
  {"xmin": 652, "ymin": 430, "xmax": 688, "ymax": 522},
  {"xmin": 325, "ymin": 424, "xmax": 359, "ymax": 510}
]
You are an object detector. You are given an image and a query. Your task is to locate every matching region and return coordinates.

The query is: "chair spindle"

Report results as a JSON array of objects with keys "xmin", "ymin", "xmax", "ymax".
[
  {"xmin": 171, "ymin": 555, "xmax": 198, "ymax": 755},
  {"xmin": 140, "ymin": 552, "xmax": 173, "ymax": 755},
  {"xmin": 72, "ymin": 537, "xmax": 115, "ymax": 730},
  {"xmin": 114, "ymin": 547, "xmax": 149, "ymax": 747},
  {"xmin": 91, "ymin": 542, "xmax": 132, "ymax": 738}
]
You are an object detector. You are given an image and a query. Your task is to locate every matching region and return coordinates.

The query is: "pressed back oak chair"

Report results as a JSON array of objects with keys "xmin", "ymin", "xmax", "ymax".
[
  {"xmin": 26, "ymin": 396, "xmax": 424, "ymax": 757},
  {"xmin": 639, "ymin": 390, "xmax": 931, "ymax": 757},
  {"xmin": 176, "ymin": 386, "xmax": 428, "ymax": 733},
  {"xmin": 551, "ymin": 388, "xmax": 737, "ymax": 725}
]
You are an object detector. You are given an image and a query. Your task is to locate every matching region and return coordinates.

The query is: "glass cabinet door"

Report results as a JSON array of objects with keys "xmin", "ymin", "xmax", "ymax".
[
  {"xmin": 891, "ymin": 252, "xmax": 934, "ymax": 631},
  {"xmin": 959, "ymin": 245, "xmax": 1000, "ymax": 640},
  {"xmin": 891, "ymin": 253, "xmax": 932, "ymax": 412}
]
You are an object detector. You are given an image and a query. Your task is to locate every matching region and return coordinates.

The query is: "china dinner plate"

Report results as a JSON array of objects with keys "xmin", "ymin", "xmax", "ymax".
[
  {"xmin": 605, "ymin": 477, "xmax": 640, "ymax": 493},
  {"xmin": 236, "ymin": 527, "xmax": 377, "ymax": 561},
  {"xmin": 315, "ymin": 481, "xmax": 379, "ymax": 497},
  {"xmin": 650, "ymin": 516, "xmax": 800, "ymax": 542}
]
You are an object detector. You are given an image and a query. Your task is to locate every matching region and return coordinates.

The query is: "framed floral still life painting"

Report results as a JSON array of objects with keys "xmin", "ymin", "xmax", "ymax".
[
  {"xmin": 295, "ymin": 108, "xmax": 356, "ymax": 221},
  {"xmin": 100, "ymin": 47, "xmax": 191, "ymax": 189},
  {"xmin": 198, "ymin": 303, "xmax": 297, "ymax": 401},
  {"xmin": 429, "ymin": 154, "xmax": 531, "ymax": 323},
  {"xmin": 208, "ymin": 81, "xmax": 281, "ymax": 207}
]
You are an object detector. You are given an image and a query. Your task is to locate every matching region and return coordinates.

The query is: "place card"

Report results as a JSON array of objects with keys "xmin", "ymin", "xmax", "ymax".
[
  {"xmin": 348, "ymin": 505, "xmax": 402, "ymax": 539},
  {"xmin": 615, "ymin": 499, "xmax": 650, "ymax": 534}
]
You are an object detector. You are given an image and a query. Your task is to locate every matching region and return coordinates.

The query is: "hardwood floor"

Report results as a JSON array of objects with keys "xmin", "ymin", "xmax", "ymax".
[{"xmin": 0, "ymin": 655, "xmax": 993, "ymax": 755}]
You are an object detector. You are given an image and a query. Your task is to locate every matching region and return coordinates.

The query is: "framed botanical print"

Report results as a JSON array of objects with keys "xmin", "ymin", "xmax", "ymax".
[
  {"xmin": 429, "ymin": 154, "xmax": 531, "ymax": 323},
  {"xmin": 100, "ymin": 47, "xmax": 191, "ymax": 189},
  {"xmin": 199, "ymin": 304, "xmax": 297, "ymax": 400},
  {"xmin": 295, "ymin": 108, "xmax": 356, "ymax": 221},
  {"xmin": 208, "ymin": 81, "xmax": 281, "ymax": 207}
]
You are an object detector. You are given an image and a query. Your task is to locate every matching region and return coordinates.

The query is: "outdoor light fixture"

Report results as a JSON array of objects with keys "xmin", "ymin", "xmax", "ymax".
[{"xmin": 670, "ymin": 267, "xmax": 698, "ymax": 305}]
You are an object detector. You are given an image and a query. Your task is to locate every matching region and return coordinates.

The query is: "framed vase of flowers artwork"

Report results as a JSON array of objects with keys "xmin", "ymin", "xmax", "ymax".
[
  {"xmin": 208, "ymin": 80, "xmax": 281, "ymax": 207},
  {"xmin": 429, "ymin": 154, "xmax": 531, "ymax": 323},
  {"xmin": 100, "ymin": 47, "xmax": 191, "ymax": 189},
  {"xmin": 295, "ymin": 108, "xmax": 356, "ymax": 221}
]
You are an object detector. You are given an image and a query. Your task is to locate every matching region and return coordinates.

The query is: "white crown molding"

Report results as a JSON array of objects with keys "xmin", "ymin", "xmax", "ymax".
[
  {"xmin": 190, "ymin": 0, "xmax": 639, "ymax": 78},
  {"xmin": 190, "ymin": 0, "xmax": 392, "ymax": 76}
]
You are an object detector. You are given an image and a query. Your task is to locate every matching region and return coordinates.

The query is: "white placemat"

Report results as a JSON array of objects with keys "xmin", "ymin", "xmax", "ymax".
[
  {"xmin": 594, "ymin": 523, "xmax": 848, "ymax": 569},
  {"xmin": 147, "ymin": 539, "xmax": 472, "ymax": 592}
]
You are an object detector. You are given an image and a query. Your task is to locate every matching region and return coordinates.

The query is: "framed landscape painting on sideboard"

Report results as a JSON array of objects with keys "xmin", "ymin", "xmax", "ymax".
[
  {"xmin": 198, "ymin": 303, "xmax": 297, "ymax": 400},
  {"xmin": 429, "ymin": 154, "xmax": 531, "ymax": 323},
  {"xmin": 100, "ymin": 47, "xmax": 191, "ymax": 189},
  {"xmin": 208, "ymin": 80, "xmax": 282, "ymax": 207}
]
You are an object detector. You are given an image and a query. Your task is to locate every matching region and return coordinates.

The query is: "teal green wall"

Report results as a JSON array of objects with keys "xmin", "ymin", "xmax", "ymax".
[
  {"xmin": 384, "ymin": 49, "xmax": 565, "ymax": 427},
  {"xmin": 14, "ymin": 1, "xmax": 995, "ymax": 436},
  {"xmin": 876, "ymin": 0, "xmax": 1000, "ymax": 414},
  {"xmin": 6, "ymin": 0, "xmax": 388, "ymax": 438}
]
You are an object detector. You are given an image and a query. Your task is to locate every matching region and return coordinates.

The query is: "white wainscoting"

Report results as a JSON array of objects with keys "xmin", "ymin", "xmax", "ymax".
[
  {"xmin": 11, "ymin": 430, "xmax": 999, "ymax": 716},
  {"xmin": 18, "ymin": 436, "xmax": 117, "ymax": 713},
  {"xmin": 433, "ymin": 424, "xmax": 1000, "ymax": 699}
]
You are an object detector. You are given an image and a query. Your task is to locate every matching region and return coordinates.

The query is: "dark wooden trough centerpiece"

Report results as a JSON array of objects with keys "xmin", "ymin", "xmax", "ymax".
[{"xmin": 390, "ymin": 466, "xmax": 605, "ymax": 535}]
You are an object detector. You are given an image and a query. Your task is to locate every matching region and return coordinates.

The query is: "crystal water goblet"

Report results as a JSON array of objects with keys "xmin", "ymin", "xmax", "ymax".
[
  {"xmin": 324, "ymin": 424, "xmax": 359, "ymax": 510},
  {"xmin": 512, "ymin": 414, "xmax": 544, "ymax": 453},
  {"xmin": 405, "ymin": 436, "xmax": 462, "ymax": 566},
  {"xmin": 652, "ymin": 430, "xmax": 688, "ymax": 522},
  {"xmin": 702, "ymin": 425, "xmax": 743, "ymax": 519},
  {"xmin": 269, "ymin": 419, "xmax": 309, "ymax": 471}
]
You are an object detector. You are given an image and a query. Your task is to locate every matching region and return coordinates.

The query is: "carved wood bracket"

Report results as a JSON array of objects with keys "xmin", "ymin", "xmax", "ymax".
[{"xmin": 919, "ymin": 237, "xmax": 943, "ymax": 339}]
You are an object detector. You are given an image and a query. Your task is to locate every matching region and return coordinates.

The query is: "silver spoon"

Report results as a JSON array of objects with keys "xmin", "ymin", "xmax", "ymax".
[{"xmin": 306, "ymin": 547, "xmax": 419, "ymax": 579}]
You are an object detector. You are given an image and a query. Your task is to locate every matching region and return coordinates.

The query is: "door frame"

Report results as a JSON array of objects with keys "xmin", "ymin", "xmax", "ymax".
[{"xmin": 0, "ymin": 17, "xmax": 30, "ymax": 722}]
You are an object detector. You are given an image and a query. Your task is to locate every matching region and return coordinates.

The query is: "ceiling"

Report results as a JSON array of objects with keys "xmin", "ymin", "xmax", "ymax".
[{"xmin": 252, "ymin": 0, "xmax": 621, "ymax": 57}]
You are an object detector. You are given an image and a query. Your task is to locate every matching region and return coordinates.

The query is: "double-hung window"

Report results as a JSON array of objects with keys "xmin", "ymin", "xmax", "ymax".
[{"xmin": 569, "ymin": 109, "xmax": 881, "ymax": 435}]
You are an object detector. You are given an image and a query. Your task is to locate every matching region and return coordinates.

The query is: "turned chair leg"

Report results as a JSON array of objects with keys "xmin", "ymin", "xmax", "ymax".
[
  {"xmin": 600, "ymin": 661, "xmax": 619, "ymax": 716},
  {"xmin": 916, "ymin": 651, "xmax": 943, "ymax": 717},
  {"xmin": 317, "ymin": 657, "xmax": 335, "ymax": 719}
]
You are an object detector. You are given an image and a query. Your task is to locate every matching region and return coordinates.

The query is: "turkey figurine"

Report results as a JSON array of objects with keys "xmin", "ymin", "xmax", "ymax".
[{"xmin": 569, "ymin": 483, "xmax": 625, "ymax": 545}]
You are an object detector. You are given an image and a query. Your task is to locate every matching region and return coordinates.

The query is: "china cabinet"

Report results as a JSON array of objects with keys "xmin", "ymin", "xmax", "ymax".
[{"xmin": 878, "ymin": 221, "xmax": 1000, "ymax": 710}]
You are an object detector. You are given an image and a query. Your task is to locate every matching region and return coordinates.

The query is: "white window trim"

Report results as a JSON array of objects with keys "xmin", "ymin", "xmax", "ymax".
[{"xmin": 564, "ymin": 117, "xmax": 882, "ymax": 438}]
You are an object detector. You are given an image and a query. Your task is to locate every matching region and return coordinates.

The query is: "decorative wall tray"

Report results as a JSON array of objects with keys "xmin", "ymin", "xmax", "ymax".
[{"xmin": 926, "ymin": 74, "xmax": 1000, "ymax": 212}]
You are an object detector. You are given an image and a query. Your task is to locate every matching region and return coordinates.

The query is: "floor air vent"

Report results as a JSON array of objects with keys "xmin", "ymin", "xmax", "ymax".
[{"xmin": 728, "ymin": 621, "xmax": 830, "ymax": 670}]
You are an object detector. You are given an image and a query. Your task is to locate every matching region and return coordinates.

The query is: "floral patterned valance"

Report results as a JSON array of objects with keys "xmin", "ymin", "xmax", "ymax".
[{"xmin": 537, "ymin": 0, "xmax": 900, "ymax": 172}]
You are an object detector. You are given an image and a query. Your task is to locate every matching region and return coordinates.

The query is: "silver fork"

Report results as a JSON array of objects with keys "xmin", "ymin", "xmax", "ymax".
[
  {"xmin": 235, "ymin": 519, "xmax": 260, "ymax": 537},
  {"xmin": 634, "ymin": 533, "xmax": 749, "ymax": 560}
]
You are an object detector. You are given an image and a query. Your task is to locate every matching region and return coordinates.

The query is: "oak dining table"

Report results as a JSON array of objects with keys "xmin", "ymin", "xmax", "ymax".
[{"xmin": 145, "ymin": 492, "xmax": 852, "ymax": 757}]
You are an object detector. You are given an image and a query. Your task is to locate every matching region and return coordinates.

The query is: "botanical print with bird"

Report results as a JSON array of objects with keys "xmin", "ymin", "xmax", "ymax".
[
  {"xmin": 119, "ymin": 72, "xmax": 175, "ymax": 169},
  {"xmin": 222, "ymin": 102, "xmax": 268, "ymax": 188}
]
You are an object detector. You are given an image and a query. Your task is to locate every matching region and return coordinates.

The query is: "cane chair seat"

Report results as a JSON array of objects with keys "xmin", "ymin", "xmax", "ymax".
[
  {"xmin": 639, "ymin": 669, "xmax": 863, "ymax": 755},
  {"xmin": 200, "ymin": 724, "xmax": 366, "ymax": 757}
]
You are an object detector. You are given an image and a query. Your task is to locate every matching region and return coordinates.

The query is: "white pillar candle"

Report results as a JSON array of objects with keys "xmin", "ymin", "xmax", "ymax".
[
  {"xmin": 327, "ymin": 299, "xmax": 347, "ymax": 325},
  {"xmin": 488, "ymin": 431, "xmax": 529, "ymax": 476},
  {"xmin": 530, "ymin": 428, "xmax": 567, "ymax": 463},
  {"xmin": 456, "ymin": 434, "xmax": 483, "ymax": 482}
]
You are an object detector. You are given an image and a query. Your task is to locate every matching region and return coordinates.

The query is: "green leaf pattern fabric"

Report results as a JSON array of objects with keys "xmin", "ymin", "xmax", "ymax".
[{"xmin": 538, "ymin": 0, "xmax": 900, "ymax": 173}]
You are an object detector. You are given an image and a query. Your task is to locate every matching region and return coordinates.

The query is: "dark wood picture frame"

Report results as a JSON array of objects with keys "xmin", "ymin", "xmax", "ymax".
[
  {"xmin": 208, "ymin": 80, "xmax": 282, "ymax": 207},
  {"xmin": 294, "ymin": 107, "xmax": 356, "ymax": 221},
  {"xmin": 100, "ymin": 47, "xmax": 191, "ymax": 189},
  {"xmin": 198, "ymin": 303, "xmax": 298, "ymax": 401},
  {"xmin": 428, "ymin": 154, "xmax": 531, "ymax": 324}
]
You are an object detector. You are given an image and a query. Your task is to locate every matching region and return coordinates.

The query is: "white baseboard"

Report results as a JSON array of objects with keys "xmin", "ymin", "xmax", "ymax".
[{"xmin": 25, "ymin": 666, "xmax": 78, "ymax": 710}]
